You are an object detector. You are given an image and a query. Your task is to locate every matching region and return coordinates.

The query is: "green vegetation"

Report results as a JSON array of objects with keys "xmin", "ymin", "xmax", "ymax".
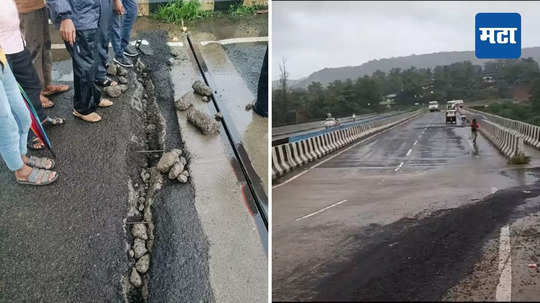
[
  {"xmin": 154, "ymin": 0, "xmax": 212, "ymax": 23},
  {"xmin": 228, "ymin": 3, "xmax": 266, "ymax": 16},
  {"xmin": 273, "ymin": 58, "xmax": 540, "ymax": 126},
  {"xmin": 153, "ymin": 0, "xmax": 266, "ymax": 23}
]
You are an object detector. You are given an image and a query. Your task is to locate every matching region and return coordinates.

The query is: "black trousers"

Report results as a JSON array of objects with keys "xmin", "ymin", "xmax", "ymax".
[
  {"xmin": 254, "ymin": 48, "xmax": 268, "ymax": 117},
  {"xmin": 65, "ymin": 29, "xmax": 102, "ymax": 115},
  {"xmin": 6, "ymin": 48, "xmax": 45, "ymax": 122}
]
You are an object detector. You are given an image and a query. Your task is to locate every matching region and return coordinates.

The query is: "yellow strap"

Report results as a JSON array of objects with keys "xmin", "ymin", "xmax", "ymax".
[{"xmin": 0, "ymin": 48, "xmax": 6, "ymax": 67}]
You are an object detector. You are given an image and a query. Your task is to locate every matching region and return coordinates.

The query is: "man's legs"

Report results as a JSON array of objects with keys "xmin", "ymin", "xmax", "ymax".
[
  {"xmin": 96, "ymin": 0, "xmax": 114, "ymax": 84},
  {"xmin": 6, "ymin": 49, "xmax": 46, "ymax": 122},
  {"xmin": 20, "ymin": 8, "xmax": 68, "ymax": 100},
  {"xmin": 65, "ymin": 29, "xmax": 102, "ymax": 117},
  {"xmin": 120, "ymin": 0, "xmax": 138, "ymax": 52},
  {"xmin": 111, "ymin": 0, "xmax": 137, "ymax": 67}
]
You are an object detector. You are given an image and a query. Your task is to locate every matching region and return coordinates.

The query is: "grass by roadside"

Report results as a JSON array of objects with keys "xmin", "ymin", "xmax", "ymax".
[{"xmin": 153, "ymin": 0, "xmax": 267, "ymax": 23}]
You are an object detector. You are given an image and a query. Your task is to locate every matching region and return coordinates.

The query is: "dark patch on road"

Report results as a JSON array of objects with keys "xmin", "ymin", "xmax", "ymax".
[
  {"xmin": 310, "ymin": 180, "xmax": 540, "ymax": 301},
  {"xmin": 222, "ymin": 42, "xmax": 267, "ymax": 96},
  {"xmin": 136, "ymin": 30, "xmax": 214, "ymax": 302}
]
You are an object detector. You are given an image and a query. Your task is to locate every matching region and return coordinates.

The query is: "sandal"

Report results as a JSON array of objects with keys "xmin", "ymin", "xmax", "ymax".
[
  {"xmin": 40, "ymin": 95, "xmax": 55, "ymax": 109},
  {"xmin": 42, "ymin": 84, "xmax": 70, "ymax": 96},
  {"xmin": 42, "ymin": 116, "xmax": 65, "ymax": 128},
  {"xmin": 25, "ymin": 155, "xmax": 55, "ymax": 170},
  {"xmin": 28, "ymin": 137, "xmax": 45, "ymax": 150},
  {"xmin": 16, "ymin": 167, "xmax": 58, "ymax": 186}
]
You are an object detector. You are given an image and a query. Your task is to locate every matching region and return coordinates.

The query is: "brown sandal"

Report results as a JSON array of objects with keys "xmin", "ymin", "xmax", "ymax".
[
  {"xmin": 42, "ymin": 84, "xmax": 70, "ymax": 96},
  {"xmin": 16, "ymin": 167, "xmax": 58, "ymax": 186}
]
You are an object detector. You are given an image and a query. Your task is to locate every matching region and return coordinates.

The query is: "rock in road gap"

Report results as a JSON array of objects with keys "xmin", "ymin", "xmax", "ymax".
[{"xmin": 192, "ymin": 80, "xmax": 213, "ymax": 97}]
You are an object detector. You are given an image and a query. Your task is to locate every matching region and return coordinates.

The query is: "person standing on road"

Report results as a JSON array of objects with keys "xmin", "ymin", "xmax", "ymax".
[
  {"xmin": 47, "ymin": 0, "xmax": 114, "ymax": 123},
  {"xmin": 0, "ymin": 48, "xmax": 58, "ymax": 186},
  {"xmin": 471, "ymin": 118, "xmax": 479, "ymax": 144},
  {"xmin": 1, "ymin": 0, "xmax": 65, "ymax": 151},
  {"xmin": 14, "ymin": 0, "xmax": 71, "ymax": 109},
  {"xmin": 110, "ymin": 0, "xmax": 139, "ymax": 68},
  {"xmin": 95, "ymin": 0, "xmax": 125, "ymax": 89}
]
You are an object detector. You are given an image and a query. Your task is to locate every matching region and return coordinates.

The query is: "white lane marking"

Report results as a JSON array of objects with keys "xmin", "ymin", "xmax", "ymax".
[
  {"xmin": 272, "ymin": 115, "xmax": 419, "ymax": 189},
  {"xmin": 413, "ymin": 140, "xmax": 418, "ymax": 146},
  {"xmin": 394, "ymin": 162, "xmax": 404, "ymax": 172},
  {"xmin": 496, "ymin": 225, "xmax": 512, "ymax": 301},
  {"xmin": 406, "ymin": 149, "xmax": 412, "ymax": 157},
  {"xmin": 167, "ymin": 41, "xmax": 185, "ymax": 47},
  {"xmin": 295, "ymin": 200, "xmax": 348, "ymax": 222},
  {"xmin": 272, "ymin": 170, "xmax": 309, "ymax": 189},
  {"xmin": 201, "ymin": 36, "xmax": 268, "ymax": 46}
]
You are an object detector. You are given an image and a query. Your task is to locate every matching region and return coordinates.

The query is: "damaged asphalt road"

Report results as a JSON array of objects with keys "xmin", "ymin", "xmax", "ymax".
[
  {"xmin": 136, "ymin": 31, "xmax": 215, "ymax": 302},
  {"xmin": 313, "ymin": 181, "xmax": 540, "ymax": 301}
]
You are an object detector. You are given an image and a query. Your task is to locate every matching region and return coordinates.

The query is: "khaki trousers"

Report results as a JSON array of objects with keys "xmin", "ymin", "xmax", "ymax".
[{"xmin": 19, "ymin": 7, "xmax": 52, "ymax": 88}]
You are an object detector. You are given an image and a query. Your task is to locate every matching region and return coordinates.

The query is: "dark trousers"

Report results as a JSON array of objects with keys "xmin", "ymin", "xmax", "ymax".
[
  {"xmin": 254, "ymin": 48, "xmax": 268, "ymax": 117},
  {"xmin": 6, "ymin": 48, "xmax": 45, "ymax": 122},
  {"xmin": 65, "ymin": 29, "xmax": 102, "ymax": 115},
  {"xmin": 96, "ymin": 0, "xmax": 113, "ymax": 83}
]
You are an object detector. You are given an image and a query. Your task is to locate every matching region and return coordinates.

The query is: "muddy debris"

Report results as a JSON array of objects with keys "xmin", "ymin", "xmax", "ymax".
[
  {"xmin": 192, "ymin": 80, "xmax": 213, "ymax": 97},
  {"xmin": 133, "ymin": 238, "xmax": 148, "ymax": 259},
  {"xmin": 132, "ymin": 223, "xmax": 148, "ymax": 240},
  {"xmin": 119, "ymin": 76, "xmax": 128, "ymax": 84},
  {"xmin": 130, "ymin": 268, "xmax": 143, "ymax": 288},
  {"xmin": 202, "ymin": 96, "xmax": 209, "ymax": 102},
  {"xmin": 107, "ymin": 64, "xmax": 117, "ymax": 76},
  {"xmin": 136, "ymin": 254, "xmax": 151, "ymax": 274},
  {"xmin": 136, "ymin": 59, "xmax": 146, "ymax": 72},
  {"xmin": 117, "ymin": 66, "xmax": 128, "ymax": 76},
  {"xmin": 174, "ymin": 96, "xmax": 192, "ymax": 111},
  {"xmin": 156, "ymin": 149, "xmax": 182, "ymax": 173},
  {"xmin": 187, "ymin": 108, "xmax": 220, "ymax": 135},
  {"xmin": 214, "ymin": 112, "xmax": 223, "ymax": 121},
  {"xmin": 167, "ymin": 58, "xmax": 175, "ymax": 66},
  {"xmin": 104, "ymin": 85, "xmax": 123, "ymax": 98},
  {"xmin": 168, "ymin": 162, "xmax": 185, "ymax": 180}
]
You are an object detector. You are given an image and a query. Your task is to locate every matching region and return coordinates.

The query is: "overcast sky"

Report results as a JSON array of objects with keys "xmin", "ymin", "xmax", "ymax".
[{"xmin": 272, "ymin": 1, "xmax": 540, "ymax": 79}]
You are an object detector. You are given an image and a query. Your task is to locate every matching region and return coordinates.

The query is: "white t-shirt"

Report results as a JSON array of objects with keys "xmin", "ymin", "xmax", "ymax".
[{"xmin": 0, "ymin": 0, "xmax": 25, "ymax": 54}]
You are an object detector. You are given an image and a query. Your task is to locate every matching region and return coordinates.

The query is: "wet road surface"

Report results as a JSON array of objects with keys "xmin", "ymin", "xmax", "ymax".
[{"xmin": 272, "ymin": 111, "xmax": 540, "ymax": 301}]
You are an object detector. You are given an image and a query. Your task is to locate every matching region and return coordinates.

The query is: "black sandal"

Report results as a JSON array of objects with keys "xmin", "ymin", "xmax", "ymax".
[
  {"xmin": 27, "ymin": 137, "xmax": 45, "ymax": 150},
  {"xmin": 41, "ymin": 116, "xmax": 65, "ymax": 128}
]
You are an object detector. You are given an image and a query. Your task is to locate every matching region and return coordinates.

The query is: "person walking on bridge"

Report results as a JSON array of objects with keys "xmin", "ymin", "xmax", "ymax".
[{"xmin": 471, "ymin": 118, "xmax": 479, "ymax": 144}]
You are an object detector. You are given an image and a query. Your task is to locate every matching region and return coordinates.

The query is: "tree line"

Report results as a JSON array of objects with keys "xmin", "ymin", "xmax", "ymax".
[{"xmin": 273, "ymin": 58, "xmax": 540, "ymax": 126}]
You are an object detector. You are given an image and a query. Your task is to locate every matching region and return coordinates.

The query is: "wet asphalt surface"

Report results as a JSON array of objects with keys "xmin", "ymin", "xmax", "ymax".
[
  {"xmin": 0, "ymin": 72, "xmax": 131, "ymax": 301},
  {"xmin": 223, "ymin": 43, "xmax": 267, "ymax": 96},
  {"xmin": 272, "ymin": 112, "xmax": 540, "ymax": 301},
  {"xmin": 137, "ymin": 31, "xmax": 214, "ymax": 302}
]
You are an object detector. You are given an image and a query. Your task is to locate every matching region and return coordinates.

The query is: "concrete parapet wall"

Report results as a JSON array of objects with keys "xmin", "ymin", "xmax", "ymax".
[{"xmin": 465, "ymin": 107, "xmax": 540, "ymax": 149}]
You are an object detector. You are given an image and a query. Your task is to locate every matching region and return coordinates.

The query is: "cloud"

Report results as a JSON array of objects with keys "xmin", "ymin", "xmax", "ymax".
[{"xmin": 272, "ymin": 1, "xmax": 540, "ymax": 79}]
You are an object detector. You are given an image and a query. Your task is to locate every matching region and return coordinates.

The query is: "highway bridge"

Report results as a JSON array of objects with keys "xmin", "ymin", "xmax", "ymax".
[{"xmin": 272, "ymin": 109, "xmax": 540, "ymax": 301}]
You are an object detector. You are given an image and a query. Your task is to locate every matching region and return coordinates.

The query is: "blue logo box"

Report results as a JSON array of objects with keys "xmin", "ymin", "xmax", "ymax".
[{"xmin": 475, "ymin": 13, "xmax": 521, "ymax": 59}]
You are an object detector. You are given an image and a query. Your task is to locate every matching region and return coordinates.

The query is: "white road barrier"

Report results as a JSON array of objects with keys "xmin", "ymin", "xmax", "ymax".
[
  {"xmin": 271, "ymin": 110, "xmax": 423, "ymax": 179},
  {"xmin": 465, "ymin": 107, "xmax": 540, "ymax": 149},
  {"xmin": 462, "ymin": 109, "xmax": 526, "ymax": 160}
]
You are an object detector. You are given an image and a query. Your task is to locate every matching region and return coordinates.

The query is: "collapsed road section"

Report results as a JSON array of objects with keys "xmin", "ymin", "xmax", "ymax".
[{"xmin": 123, "ymin": 30, "xmax": 268, "ymax": 302}]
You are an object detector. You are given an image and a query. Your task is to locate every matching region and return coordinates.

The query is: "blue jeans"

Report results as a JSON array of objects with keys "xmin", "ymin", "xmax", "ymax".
[
  {"xmin": 111, "ymin": 0, "xmax": 138, "ymax": 58},
  {"xmin": 0, "ymin": 63, "xmax": 31, "ymax": 171}
]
